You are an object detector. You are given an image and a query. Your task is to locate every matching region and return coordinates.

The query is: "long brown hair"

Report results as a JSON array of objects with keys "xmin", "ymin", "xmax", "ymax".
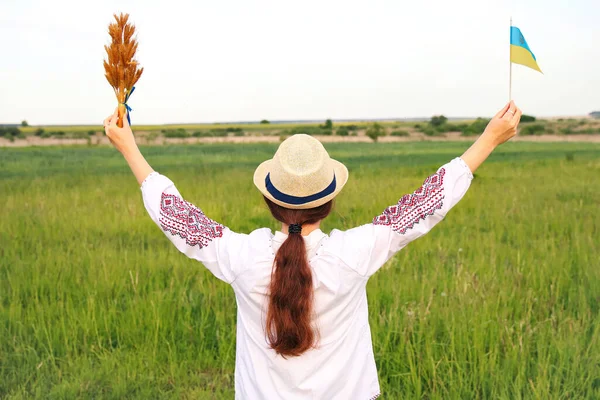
[{"xmin": 264, "ymin": 197, "xmax": 333, "ymax": 357}]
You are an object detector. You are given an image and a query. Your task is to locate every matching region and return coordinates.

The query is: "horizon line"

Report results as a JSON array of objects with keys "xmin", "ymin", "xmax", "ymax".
[{"xmin": 2, "ymin": 114, "xmax": 594, "ymax": 127}]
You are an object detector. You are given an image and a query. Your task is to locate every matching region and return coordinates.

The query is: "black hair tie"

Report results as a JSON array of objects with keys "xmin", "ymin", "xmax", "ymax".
[{"xmin": 288, "ymin": 224, "xmax": 302, "ymax": 234}]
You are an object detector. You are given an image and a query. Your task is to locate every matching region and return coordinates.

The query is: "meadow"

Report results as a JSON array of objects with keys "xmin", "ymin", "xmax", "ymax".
[
  {"xmin": 1, "ymin": 141, "xmax": 599, "ymax": 399},
  {"xmin": 6, "ymin": 115, "xmax": 600, "ymax": 143}
]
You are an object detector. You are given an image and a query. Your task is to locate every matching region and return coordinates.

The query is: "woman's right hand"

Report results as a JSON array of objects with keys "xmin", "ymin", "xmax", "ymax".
[{"xmin": 482, "ymin": 101, "xmax": 522, "ymax": 146}]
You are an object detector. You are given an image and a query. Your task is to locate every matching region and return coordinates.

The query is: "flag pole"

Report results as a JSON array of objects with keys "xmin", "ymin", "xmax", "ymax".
[{"xmin": 509, "ymin": 16, "xmax": 513, "ymax": 101}]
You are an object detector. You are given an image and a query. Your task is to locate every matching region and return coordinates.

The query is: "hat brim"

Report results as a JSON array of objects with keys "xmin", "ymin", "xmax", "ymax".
[{"xmin": 253, "ymin": 158, "xmax": 348, "ymax": 209}]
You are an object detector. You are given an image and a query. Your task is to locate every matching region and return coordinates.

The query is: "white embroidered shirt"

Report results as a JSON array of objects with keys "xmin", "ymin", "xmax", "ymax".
[{"xmin": 141, "ymin": 157, "xmax": 474, "ymax": 400}]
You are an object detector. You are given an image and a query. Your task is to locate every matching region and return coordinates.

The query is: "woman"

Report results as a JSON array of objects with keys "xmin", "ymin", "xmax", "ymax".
[{"xmin": 103, "ymin": 102, "xmax": 522, "ymax": 399}]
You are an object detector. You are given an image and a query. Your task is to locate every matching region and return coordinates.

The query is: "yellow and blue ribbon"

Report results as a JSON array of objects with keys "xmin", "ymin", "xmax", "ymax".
[{"xmin": 121, "ymin": 86, "xmax": 136, "ymax": 126}]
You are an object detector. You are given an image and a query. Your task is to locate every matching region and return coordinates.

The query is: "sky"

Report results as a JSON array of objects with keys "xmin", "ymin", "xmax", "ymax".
[{"xmin": 1, "ymin": 0, "xmax": 598, "ymax": 125}]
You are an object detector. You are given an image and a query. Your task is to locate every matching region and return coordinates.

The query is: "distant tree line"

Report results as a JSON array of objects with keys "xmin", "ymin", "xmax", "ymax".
[
  {"xmin": 416, "ymin": 113, "xmax": 538, "ymax": 137},
  {"xmin": 0, "ymin": 126, "xmax": 22, "ymax": 140}
]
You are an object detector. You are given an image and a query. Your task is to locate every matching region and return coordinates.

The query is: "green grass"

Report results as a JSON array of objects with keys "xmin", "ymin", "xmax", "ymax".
[{"xmin": 1, "ymin": 142, "xmax": 599, "ymax": 399}]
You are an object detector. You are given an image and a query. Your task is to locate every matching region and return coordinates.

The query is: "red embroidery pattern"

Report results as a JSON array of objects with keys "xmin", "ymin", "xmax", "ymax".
[
  {"xmin": 159, "ymin": 193, "xmax": 224, "ymax": 248},
  {"xmin": 373, "ymin": 168, "xmax": 445, "ymax": 234}
]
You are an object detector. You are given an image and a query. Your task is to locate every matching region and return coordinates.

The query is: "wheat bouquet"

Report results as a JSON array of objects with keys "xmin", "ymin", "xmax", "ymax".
[{"xmin": 103, "ymin": 13, "xmax": 143, "ymax": 128}]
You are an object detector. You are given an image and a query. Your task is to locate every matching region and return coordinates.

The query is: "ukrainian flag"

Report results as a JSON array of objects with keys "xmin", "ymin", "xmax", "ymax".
[{"xmin": 510, "ymin": 26, "xmax": 542, "ymax": 73}]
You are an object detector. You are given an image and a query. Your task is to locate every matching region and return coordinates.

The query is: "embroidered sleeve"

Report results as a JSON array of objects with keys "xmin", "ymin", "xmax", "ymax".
[
  {"xmin": 140, "ymin": 172, "xmax": 243, "ymax": 283},
  {"xmin": 373, "ymin": 167, "xmax": 446, "ymax": 234},
  {"xmin": 331, "ymin": 157, "xmax": 473, "ymax": 278},
  {"xmin": 159, "ymin": 193, "xmax": 224, "ymax": 249}
]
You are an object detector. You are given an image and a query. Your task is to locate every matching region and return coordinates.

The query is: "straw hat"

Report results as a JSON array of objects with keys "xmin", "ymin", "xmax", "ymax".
[{"xmin": 253, "ymin": 134, "xmax": 349, "ymax": 209}]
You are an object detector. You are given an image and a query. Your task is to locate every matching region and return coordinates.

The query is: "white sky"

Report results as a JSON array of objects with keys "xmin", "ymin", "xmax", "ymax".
[{"xmin": 1, "ymin": 0, "xmax": 598, "ymax": 124}]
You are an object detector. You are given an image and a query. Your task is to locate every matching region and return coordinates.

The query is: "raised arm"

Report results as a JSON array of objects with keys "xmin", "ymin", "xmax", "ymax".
[
  {"xmin": 374, "ymin": 100, "xmax": 523, "ymax": 242},
  {"xmin": 333, "ymin": 102, "xmax": 522, "ymax": 277},
  {"xmin": 103, "ymin": 109, "xmax": 245, "ymax": 284}
]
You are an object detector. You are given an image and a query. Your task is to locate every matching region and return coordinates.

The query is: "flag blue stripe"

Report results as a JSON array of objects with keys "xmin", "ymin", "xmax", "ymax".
[{"xmin": 510, "ymin": 26, "xmax": 536, "ymax": 61}]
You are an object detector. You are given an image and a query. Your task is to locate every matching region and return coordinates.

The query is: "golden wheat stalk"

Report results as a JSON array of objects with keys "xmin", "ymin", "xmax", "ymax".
[{"xmin": 103, "ymin": 13, "xmax": 144, "ymax": 128}]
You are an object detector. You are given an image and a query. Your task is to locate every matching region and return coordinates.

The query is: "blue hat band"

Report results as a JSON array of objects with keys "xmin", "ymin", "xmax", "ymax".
[{"xmin": 265, "ymin": 173, "xmax": 337, "ymax": 205}]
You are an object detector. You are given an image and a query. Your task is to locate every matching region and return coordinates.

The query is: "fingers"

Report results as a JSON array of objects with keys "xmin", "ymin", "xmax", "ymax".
[
  {"xmin": 512, "ymin": 107, "xmax": 523, "ymax": 125},
  {"xmin": 502, "ymin": 101, "xmax": 517, "ymax": 120},
  {"xmin": 494, "ymin": 102, "xmax": 511, "ymax": 119},
  {"xmin": 122, "ymin": 110, "xmax": 129, "ymax": 127},
  {"xmin": 104, "ymin": 108, "xmax": 118, "ymax": 124},
  {"xmin": 109, "ymin": 109, "xmax": 119, "ymax": 128},
  {"xmin": 104, "ymin": 108, "xmax": 119, "ymax": 136}
]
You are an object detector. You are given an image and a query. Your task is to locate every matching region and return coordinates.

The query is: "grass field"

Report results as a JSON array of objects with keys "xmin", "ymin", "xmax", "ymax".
[
  {"xmin": 1, "ymin": 142, "xmax": 599, "ymax": 399},
  {"xmin": 8, "ymin": 117, "xmax": 599, "ymax": 144}
]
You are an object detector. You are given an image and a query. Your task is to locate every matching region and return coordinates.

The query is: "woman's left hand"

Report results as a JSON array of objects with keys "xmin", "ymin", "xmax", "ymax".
[{"xmin": 103, "ymin": 108, "xmax": 137, "ymax": 155}]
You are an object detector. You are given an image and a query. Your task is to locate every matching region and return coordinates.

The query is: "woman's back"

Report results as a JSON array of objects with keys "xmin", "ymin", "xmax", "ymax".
[
  {"xmin": 141, "ymin": 156, "xmax": 473, "ymax": 399},
  {"xmin": 231, "ymin": 228, "xmax": 379, "ymax": 399}
]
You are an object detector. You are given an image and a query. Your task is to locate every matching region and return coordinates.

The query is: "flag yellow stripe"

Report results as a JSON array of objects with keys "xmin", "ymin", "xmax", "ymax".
[{"xmin": 510, "ymin": 44, "xmax": 542, "ymax": 73}]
